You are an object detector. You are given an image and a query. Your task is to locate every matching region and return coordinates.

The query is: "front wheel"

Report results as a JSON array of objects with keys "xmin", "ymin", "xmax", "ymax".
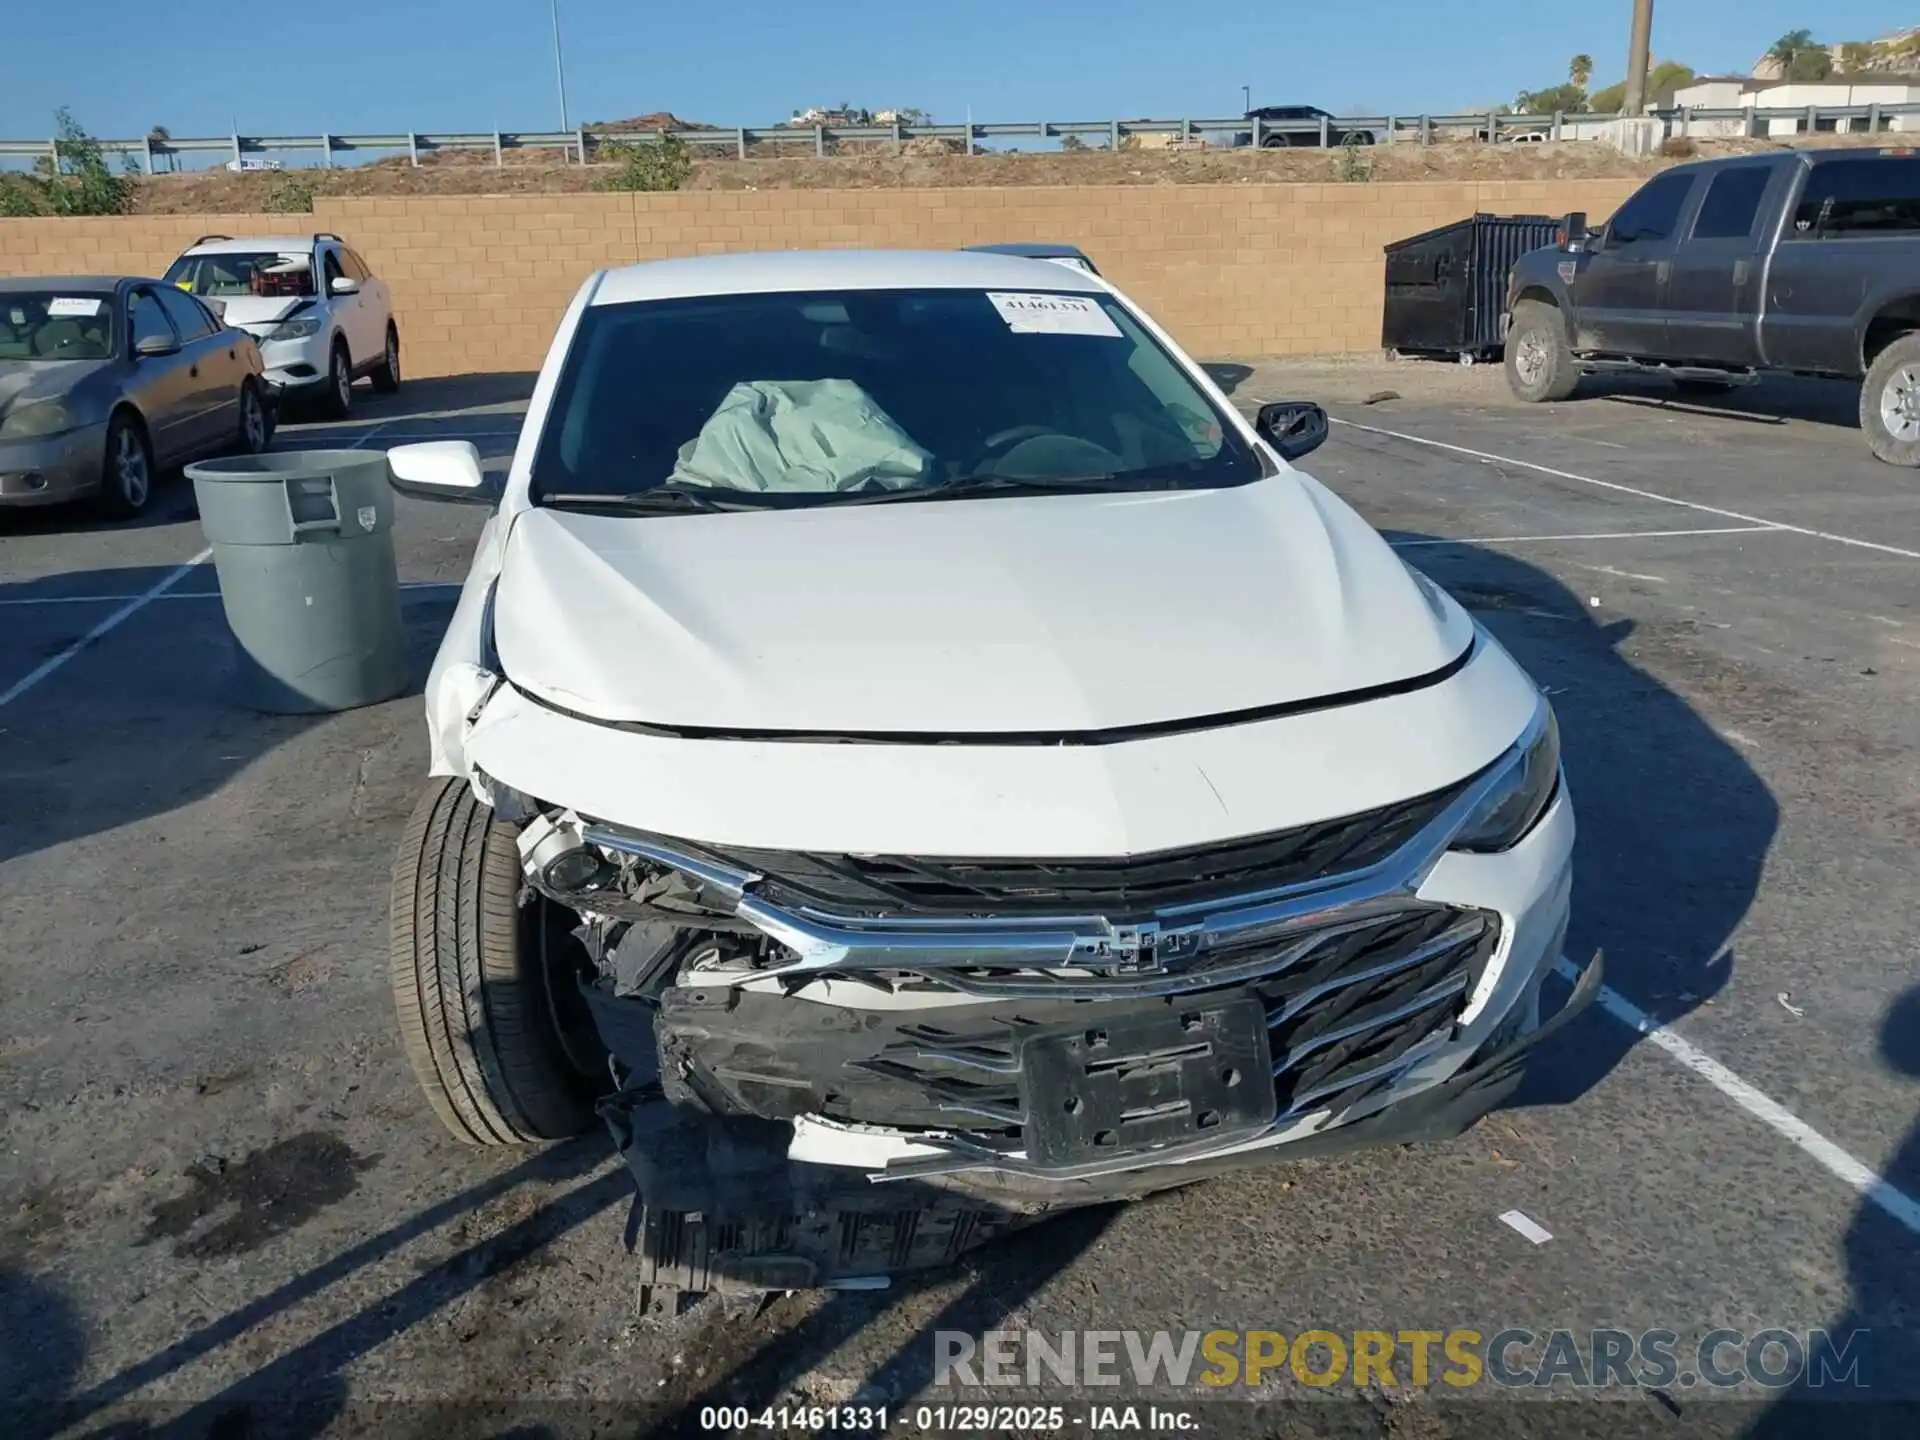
[
  {"xmin": 389, "ymin": 779, "xmax": 608, "ymax": 1146},
  {"xmin": 1504, "ymin": 300, "xmax": 1579, "ymax": 403},
  {"xmin": 1861, "ymin": 333, "xmax": 1920, "ymax": 467},
  {"xmin": 93, "ymin": 412, "xmax": 154, "ymax": 519}
]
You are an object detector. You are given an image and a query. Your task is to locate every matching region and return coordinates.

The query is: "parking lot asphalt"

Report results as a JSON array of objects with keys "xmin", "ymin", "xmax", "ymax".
[{"xmin": 3, "ymin": 363, "xmax": 1919, "ymax": 1438}]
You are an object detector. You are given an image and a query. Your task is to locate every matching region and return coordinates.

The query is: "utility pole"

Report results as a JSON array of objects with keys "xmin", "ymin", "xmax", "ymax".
[
  {"xmin": 550, "ymin": 0, "xmax": 571, "ymax": 132},
  {"xmin": 1242, "ymin": 84, "xmax": 1251, "ymax": 113},
  {"xmin": 1622, "ymin": 0, "xmax": 1655, "ymax": 115}
]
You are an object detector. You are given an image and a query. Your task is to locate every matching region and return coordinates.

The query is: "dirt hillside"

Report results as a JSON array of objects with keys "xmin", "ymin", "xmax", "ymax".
[{"xmin": 124, "ymin": 132, "xmax": 1895, "ymax": 214}]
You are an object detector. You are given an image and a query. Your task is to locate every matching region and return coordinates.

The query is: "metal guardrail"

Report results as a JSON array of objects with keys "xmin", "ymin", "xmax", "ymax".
[{"xmin": 1, "ymin": 102, "xmax": 1913, "ymax": 171}]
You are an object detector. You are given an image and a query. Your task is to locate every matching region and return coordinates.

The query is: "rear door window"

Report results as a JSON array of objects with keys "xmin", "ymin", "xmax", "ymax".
[
  {"xmin": 1690, "ymin": 166, "xmax": 1771, "ymax": 240},
  {"xmin": 1791, "ymin": 157, "xmax": 1920, "ymax": 236}
]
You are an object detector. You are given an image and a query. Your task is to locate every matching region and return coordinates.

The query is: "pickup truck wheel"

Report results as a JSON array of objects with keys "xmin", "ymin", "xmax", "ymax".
[
  {"xmin": 1862, "ymin": 334, "xmax": 1920, "ymax": 467},
  {"xmin": 1504, "ymin": 301, "xmax": 1579, "ymax": 402},
  {"xmin": 389, "ymin": 778, "xmax": 607, "ymax": 1146}
]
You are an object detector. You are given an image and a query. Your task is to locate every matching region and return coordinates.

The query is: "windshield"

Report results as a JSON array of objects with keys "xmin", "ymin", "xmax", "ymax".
[
  {"xmin": 530, "ymin": 287, "xmax": 1262, "ymax": 509},
  {"xmin": 164, "ymin": 251, "xmax": 316, "ymax": 299},
  {"xmin": 0, "ymin": 291, "xmax": 117, "ymax": 361}
]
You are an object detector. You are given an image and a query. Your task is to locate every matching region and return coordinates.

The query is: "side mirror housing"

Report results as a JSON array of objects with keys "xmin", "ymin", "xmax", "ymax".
[
  {"xmin": 329, "ymin": 275, "xmax": 361, "ymax": 296},
  {"xmin": 1559, "ymin": 211, "xmax": 1590, "ymax": 253},
  {"xmin": 134, "ymin": 334, "xmax": 179, "ymax": 358},
  {"xmin": 387, "ymin": 440, "xmax": 496, "ymax": 505},
  {"xmin": 1254, "ymin": 401, "xmax": 1329, "ymax": 462}
]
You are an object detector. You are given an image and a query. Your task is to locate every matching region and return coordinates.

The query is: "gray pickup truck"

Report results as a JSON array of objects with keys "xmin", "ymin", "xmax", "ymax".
[{"xmin": 1502, "ymin": 147, "xmax": 1920, "ymax": 465}]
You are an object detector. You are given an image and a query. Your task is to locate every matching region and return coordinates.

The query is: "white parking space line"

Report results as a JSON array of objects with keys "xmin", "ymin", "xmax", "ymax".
[
  {"xmin": 1553, "ymin": 959, "xmax": 1920, "ymax": 1236},
  {"xmin": 0, "ymin": 552, "xmax": 212, "ymax": 711},
  {"xmin": 1335, "ymin": 418, "xmax": 1920, "ymax": 563},
  {"xmin": 1391, "ymin": 525, "xmax": 1783, "ymax": 548}
]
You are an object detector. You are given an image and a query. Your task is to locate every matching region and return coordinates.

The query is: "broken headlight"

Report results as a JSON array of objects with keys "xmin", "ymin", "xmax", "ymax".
[{"xmin": 1450, "ymin": 702, "xmax": 1560, "ymax": 853}]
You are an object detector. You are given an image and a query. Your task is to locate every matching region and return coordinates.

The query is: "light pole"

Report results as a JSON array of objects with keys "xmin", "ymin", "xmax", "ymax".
[
  {"xmin": 1242, "ymin": 84, "xmax": 1251, "ymax": 113},
  {"xmin": 550, "ymin": 0, "xmax": 571, "ymax": 132},
  {"xmin": 1622, "ymin": 0, "xmax": 1654, "ymax": 115}
]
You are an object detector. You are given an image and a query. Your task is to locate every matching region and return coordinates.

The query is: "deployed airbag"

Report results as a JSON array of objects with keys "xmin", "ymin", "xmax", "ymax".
[{"xmin": 668, "ymin": 379, "xmax": 933, "ymax": 493}]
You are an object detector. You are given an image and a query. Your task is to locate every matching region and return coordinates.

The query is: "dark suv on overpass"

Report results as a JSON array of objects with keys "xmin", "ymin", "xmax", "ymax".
[{"xmin": 1240, "ymin": 106, "xmax": 1377, "ymax": 148}]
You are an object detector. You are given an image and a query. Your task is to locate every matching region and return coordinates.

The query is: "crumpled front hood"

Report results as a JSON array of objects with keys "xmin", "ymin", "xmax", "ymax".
[
  {"xmin": 0, "ymin": 360, "xmax": 110, "ymax": 420},
  {"xmin": 491, "ymin": 473, "xmax": 1472, "ymax": 735},
  {"xmin": 210, "ymin": 296, "xmax": 308, "ymax": 332}
]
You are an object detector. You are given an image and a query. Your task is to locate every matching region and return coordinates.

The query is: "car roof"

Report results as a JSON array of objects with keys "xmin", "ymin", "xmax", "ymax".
[
  {"xmin": 0, "ymin": 275, "xmax": 138, "ymax": 295},
  {"xmin": 179, "ymin": 234, "xmax": 330, "ymax": 255},
  {"xmin": 589, "ymin": 248, "xmax": 1102, "ymax": 306},
  {"xmin": 963, "ymin": 242, "xmax": 1094, "ymax": 261}
]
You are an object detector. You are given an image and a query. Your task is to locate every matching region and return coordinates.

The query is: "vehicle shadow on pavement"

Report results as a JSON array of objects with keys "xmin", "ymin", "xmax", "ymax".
[
  {"xmin": 637, "ymin": 1203, "xmax": 1119, "ymax": 1439},
  {"xmin": 0, "ymin": 1265, "xmax": 88, "ymax": 1439},
  {"xmin": 1744, "ymin": 986, "xmax": 1920, "ymax": 1436},
  {"xmin": 1385, "ymin": 535, "xmax": 1774, "ymax": 1108},
  {"xmin": 0, "ymin": 569, "xmax": 457, "ymax": 868},
  {"xmin": 1594, "ymin": 373, "xmax": 1860, "ymax": 432},
  {"xmin": 0, "ymin": 473, "xmax": 205, "ymax": 536},
  {"xmin": 34, "ymin": 1137, "xmax": 618, "ymax": 1438}
]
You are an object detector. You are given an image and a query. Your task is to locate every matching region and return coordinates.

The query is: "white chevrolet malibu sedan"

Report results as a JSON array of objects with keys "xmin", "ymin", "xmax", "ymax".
[{"xmin": 384, "ymin": 249, "xmax": 1596, "ymax": 1290}]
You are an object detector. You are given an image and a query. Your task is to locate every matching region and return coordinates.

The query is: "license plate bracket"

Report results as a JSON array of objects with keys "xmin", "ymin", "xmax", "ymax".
[{"xmin": 1019, "ymin": 999, "xmax": 1275, "ymax": 1168}]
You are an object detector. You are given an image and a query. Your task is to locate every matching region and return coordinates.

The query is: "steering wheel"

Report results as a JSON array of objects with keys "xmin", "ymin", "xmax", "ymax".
[{"xmin": 964, "ymin": 425, "xmax": 1065, "ymax": 474}]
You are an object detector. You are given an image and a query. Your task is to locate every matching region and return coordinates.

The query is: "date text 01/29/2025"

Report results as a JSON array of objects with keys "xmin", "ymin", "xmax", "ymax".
[{"xmin": 698, "ymin": 1405, "xmax": 1202, "ymax": 1432}]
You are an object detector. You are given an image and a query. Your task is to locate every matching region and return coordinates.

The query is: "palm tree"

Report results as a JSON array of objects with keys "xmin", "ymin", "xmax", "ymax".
[{"xmin": 1570, "ymin": 53, "xmax": 1594, "ymax": 89}]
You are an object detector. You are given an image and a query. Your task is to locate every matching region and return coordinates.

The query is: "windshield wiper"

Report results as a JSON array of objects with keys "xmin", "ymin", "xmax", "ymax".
[
  {"xmin": 539, "ymin": 487, "xmax": 761, "ymax": 514},
  {"xmin": 846, "ymin": 474, "xmax": 1126, "ymax": 505}
]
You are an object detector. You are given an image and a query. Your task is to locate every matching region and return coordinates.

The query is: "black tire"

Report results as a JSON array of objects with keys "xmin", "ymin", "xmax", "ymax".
[
  {"xmin": 372, "ymin": 323, "xmax": 401, "ymax": 394},
  {"xmin": 1504, "ymin": 299, "xmax": 1579, "ymax": 403},
  {"xmin": 93, "ymin": 411, "xmax": 154, "ymax": 519},
  {"xmin": 389, "ymin": 778, "xmax": 606, "ymax": 1146},
  {"xmin": 234, "ymin": 379, "xmax": 270, "ymax": 455},
  {"xmin": 320, "ymin": 338, "xmax": 353, "ymax": 420},
  {"xmin": 1672, "ymin": 377, "xmax": 1734, "ymax": 398},
  {"xmin": 1860, "ymin": 332, "xmax": 1920, "ymax": 467}
]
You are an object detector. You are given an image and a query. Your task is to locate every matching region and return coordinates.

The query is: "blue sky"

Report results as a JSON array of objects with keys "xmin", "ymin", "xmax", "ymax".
[{"xmin": 1, "ymin": 1, "xmax": 1911, "ymax": 138}]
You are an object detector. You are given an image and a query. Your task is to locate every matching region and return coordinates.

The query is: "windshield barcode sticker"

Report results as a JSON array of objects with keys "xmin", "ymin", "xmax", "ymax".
[
  {"xmin": 47, "ymin": 297, "xmax": 104, "ymax": 317},
  {"xmin": 987, "ymin": 292, "xmax": 1122, "ymax": 338}
]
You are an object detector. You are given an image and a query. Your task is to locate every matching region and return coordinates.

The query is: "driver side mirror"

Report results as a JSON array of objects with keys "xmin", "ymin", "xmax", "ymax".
[
  {"xmin": 1559, "ymin": 211, "xmax": 1590, "ymax": 253},
  {"xmin": 1254, "ymin": 401, "xmax": 1329, "ymax": 462},
  {"xmin": 134, "ymin": 334, "xmax": 180, "ymax": 358},
  {"xmin": 329, "ymin": 275, "xmax": 361, "ymax": 296},
  {"xmin": 387, "ymin": 440, "xmax": 497, "ymax": 505}
]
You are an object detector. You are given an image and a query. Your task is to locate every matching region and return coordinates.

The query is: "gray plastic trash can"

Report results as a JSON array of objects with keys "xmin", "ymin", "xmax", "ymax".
[{"xmin": 186, "ymin": 449, "xmax": 408, "ymax": 714}]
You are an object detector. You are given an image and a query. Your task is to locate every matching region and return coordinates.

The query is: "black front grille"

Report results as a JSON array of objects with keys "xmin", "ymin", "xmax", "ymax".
[
  {"xmin": 668, "ymin": 778, "xmax": 1476, "ymax": 920},
  {"xmin": 839, "ymin": 904, "xmax": 1498, "ymax": 1139}
]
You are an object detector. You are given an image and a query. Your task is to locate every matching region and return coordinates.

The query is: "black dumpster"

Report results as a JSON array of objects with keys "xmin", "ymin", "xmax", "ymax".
[{"xmin": 1381, "ymin": 213, "xmax": 1559, "ymax": 361}]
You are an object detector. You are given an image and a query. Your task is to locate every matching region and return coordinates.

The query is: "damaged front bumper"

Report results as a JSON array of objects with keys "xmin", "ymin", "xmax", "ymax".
[
  {"xmin": 597, "ymin": 953, "xmax": 1600, "ymax": 1294},
  {"xmin": 534, "ymin": 757, "xmax": 1584, "ymax": 1291}
]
